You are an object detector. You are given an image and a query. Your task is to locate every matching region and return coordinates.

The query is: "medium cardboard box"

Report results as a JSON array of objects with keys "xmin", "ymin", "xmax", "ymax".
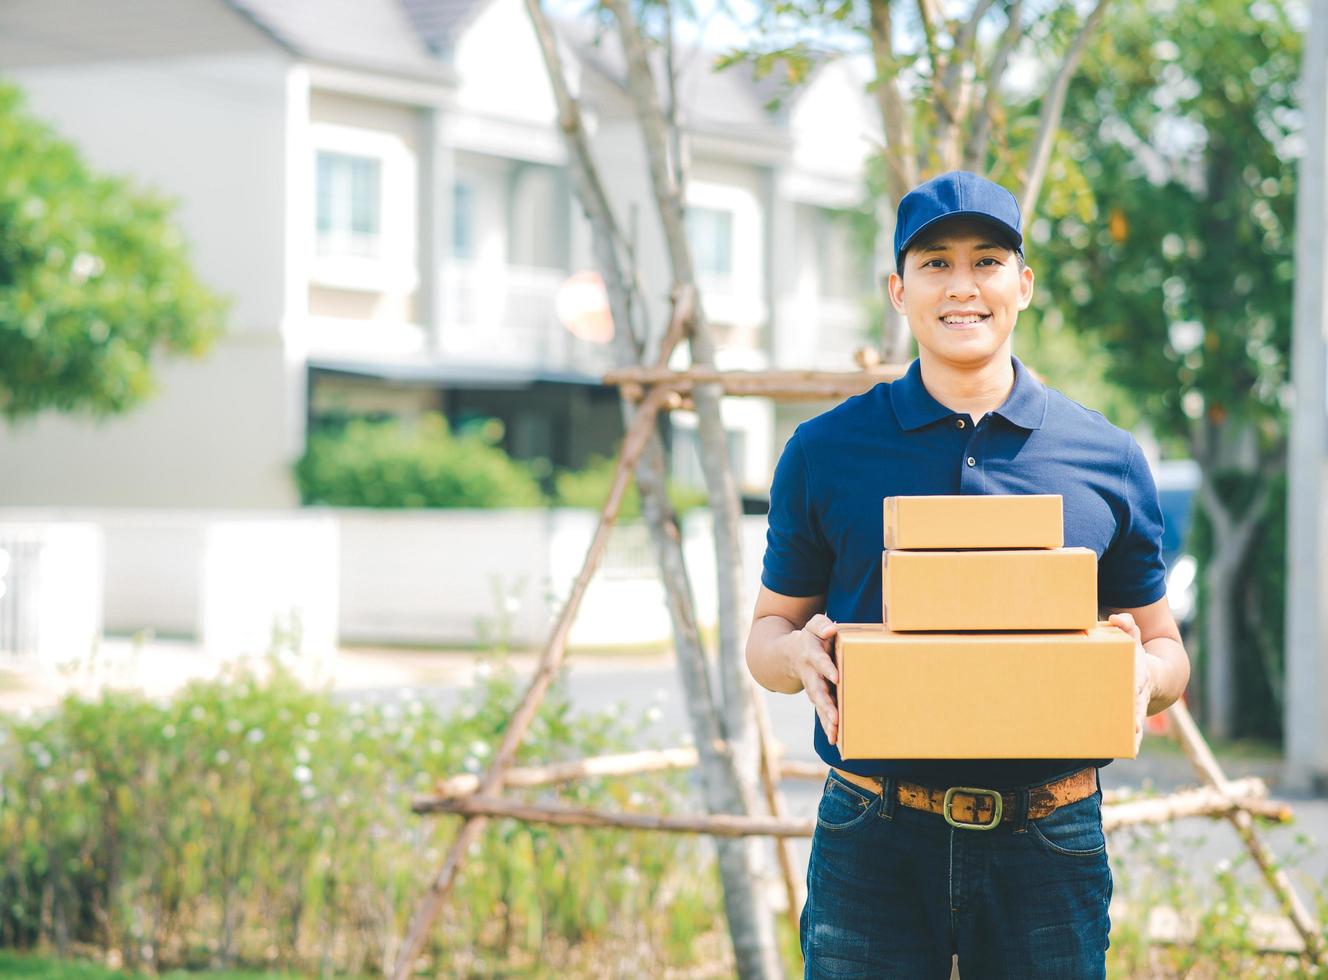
[
  {"xmin": 883, "ymin": 494, "xmax": 1064, "ymax": 550},
  {"xmin": 882, "ymin": 547, "xmax": 1097, "ymax": 631},
  {"xmin": 835, "ymin": 624, "xmax": 1137, "ymax": 759}
]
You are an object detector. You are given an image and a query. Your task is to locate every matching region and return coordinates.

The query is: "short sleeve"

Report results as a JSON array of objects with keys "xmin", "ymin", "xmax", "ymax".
[
  {"xmin": 1098, "ymin": 437, "xmax": 1168, "ymax": 609},
  {"xmin": 761, "ymin": 429, "xmax": 833, "ymax": 597}
]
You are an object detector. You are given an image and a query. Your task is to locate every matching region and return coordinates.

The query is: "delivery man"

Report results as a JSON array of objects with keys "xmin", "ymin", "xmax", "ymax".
[{"xmin": 745, "ymin": 170, "xmax": 1191, "ymax": 978}]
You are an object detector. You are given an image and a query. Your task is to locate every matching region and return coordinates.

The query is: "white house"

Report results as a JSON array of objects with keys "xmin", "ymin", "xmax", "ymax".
[
  {"xmin": 0, "ymin": 0, "xmax": 881, "ymax": 651},
  {"xmin": 0, "ymin": 0, "xmax": 881, "ymax": 507}
]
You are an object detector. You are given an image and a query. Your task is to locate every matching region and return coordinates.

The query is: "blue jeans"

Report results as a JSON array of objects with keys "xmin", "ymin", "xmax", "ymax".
[{"xmin": 801, "ymin": 770, "xmax": 1113, "ymax": 979}]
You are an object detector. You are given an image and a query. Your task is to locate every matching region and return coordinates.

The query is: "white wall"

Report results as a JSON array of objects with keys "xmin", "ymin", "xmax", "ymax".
[
  {"xmin": 0, "ymin": 508, "xmax": 774, "ymax": 652},
  {"xmin": 0, "ymin": 509, "xmax": 338, "ymax": 660},
  {"xmin": 0, "ymin": 51, "xmax": 304, "ymax": 508}
]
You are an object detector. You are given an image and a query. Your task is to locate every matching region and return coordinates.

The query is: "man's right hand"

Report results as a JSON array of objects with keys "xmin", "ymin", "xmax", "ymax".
[{"xmin": 791, "ymin": 614, "xmax": 840, "ymax": 744}]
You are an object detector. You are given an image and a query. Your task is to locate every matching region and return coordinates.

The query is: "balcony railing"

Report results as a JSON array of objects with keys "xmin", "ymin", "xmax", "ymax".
[
  {"xmin": 773, "ymin": 295, "xmax": 872, "ymax": 371},
  {"xmin": 439, "ymin": 262, "xmax": 615, "ymax": 377}
]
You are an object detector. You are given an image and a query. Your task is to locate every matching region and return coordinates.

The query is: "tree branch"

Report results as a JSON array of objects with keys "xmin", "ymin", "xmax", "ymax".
[
  {"xmin": 524, "ymin": 0, "xmax": 642, "ymax": 355},
  {"xmin": 964, "ymin": 0, "xmax": 1025, "ymax": 170},
  {"xmin": 1018, "ymin": 0, "xmax": 1112, "ymax": 225},
  {"xmin": 868, "ymin": 0, "xmax": 917, "ymax": 202}
]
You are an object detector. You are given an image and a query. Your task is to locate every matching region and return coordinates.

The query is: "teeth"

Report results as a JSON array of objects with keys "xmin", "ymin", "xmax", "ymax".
[{"xmin": 943, "ymin": 315, "xmax": 986, "ymax": 324}]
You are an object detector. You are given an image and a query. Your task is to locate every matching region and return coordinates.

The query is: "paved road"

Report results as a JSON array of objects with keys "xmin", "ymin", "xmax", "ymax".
[{"xmin": 348, "ymin": 655, "xmax": 1328, "ymax": 915}]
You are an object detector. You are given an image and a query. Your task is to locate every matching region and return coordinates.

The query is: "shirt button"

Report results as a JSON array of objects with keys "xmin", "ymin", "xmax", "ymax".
[
  {"xmin": 966, "ymin": 456, "xmax": 976, "ymax": 467},
  {"xmin": 955, "ymin": 418, "xmax": 966, "ymax": 429}
]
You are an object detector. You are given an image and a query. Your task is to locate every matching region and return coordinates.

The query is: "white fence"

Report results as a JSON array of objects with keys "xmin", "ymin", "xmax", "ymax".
[{"xmin": 0, "ymin": 508, "xmax": 771, "ymax": 659}]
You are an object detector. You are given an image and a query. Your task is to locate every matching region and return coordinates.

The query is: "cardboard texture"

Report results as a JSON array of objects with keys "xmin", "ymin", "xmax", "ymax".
[
  {"xmin": 835, "ymin": 624, "xmax": 1137, "ymax": 759},
  {"xmin": 882, "ymin": 547, "xmax": 1097, "ymax": 631},
  {"xmin": 882, "ymin": 494, "xmax": 1064, "ymax": 550}
]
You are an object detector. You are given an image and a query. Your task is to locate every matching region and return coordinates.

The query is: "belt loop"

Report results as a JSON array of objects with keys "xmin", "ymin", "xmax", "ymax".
[
  {"xmin": 1012, "ymin": 787, "xmax": 1031, "ymax": 834},
  {"xmin": 880, "ymin": 776, "xmax": 897, "ymax": 820}
]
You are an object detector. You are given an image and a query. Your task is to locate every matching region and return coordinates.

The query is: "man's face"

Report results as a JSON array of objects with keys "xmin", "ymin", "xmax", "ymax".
[{"xmin": 887, "ymin": 218, "xmax": 1035, "ymax": 368}]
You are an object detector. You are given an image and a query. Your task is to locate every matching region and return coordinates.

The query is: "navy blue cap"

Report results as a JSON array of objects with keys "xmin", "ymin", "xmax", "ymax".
[{"xmin": 894, "ymin": 170, "xmax": 1023, "ymax": 268}]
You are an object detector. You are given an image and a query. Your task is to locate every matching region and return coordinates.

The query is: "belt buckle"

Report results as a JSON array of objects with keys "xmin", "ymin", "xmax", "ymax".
[{"xmin": 942, "ymin": 786, "xmax": 1003, "ymax": 831}]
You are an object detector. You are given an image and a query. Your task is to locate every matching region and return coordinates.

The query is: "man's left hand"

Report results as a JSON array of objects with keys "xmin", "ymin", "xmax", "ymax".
[{"xmin": 1109, "ymin": 612, "xmax": 1154, "ymax": 756}]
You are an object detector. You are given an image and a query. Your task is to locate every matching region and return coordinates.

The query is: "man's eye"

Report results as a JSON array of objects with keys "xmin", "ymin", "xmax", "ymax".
[
  {"xmin": 923, "ymin": 259, "xmax": 947, "ymax": 268},
  {"xmin": 977, "ymin": 257, "xmax": 1001, "ymax": 266}
]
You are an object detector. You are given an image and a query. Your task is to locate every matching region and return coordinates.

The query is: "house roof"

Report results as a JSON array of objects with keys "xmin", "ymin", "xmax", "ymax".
[
  {"xmin": 399, "ymin": 0, "xmax": 488, "ymax": 55},
  {"xmin": 223, "ymin": 0, "xmax": 454, "ymax": 81}
]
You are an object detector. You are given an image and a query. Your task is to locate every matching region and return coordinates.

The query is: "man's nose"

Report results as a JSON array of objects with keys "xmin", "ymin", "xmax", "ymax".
[{"xmin": 946, "ymin": 268, "xmax": 979, "ymax": 300}]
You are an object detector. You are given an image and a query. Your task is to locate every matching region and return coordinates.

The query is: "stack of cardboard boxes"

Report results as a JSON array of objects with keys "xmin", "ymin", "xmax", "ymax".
[{"xmin": 836, "ymin": 494, "xmax": 1137, "ymax": 760}]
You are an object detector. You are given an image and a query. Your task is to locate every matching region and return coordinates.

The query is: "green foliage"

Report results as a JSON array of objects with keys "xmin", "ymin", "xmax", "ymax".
[
  {"xmin": 0, "ymin": 83, "xmax": 224, "ymax": 420},
  {"xmin": 1036, "ymin": 0, "xmax": 1299, "ymax": 447},
  {"xmin": 0, "ymin": 643, "xmax": 719, "ymax": 974},
  {"xmin": 1034, "ymin": 0, "xmax": 1300, "ymax": 736},
  {"xmin": 1107, "ymin": 820, "xmax": 1328, "ymax": 977},
  {"xmin": 294, "ymin": 413, "xmax": 546, "ymax": 508},
  {"xmin": 553, "ymin": 454, "xmax": 707, "ymax": 517}
]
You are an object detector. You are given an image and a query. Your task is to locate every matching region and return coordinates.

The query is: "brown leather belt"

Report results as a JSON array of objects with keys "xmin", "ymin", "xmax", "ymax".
[{"xmin": 831, "ymin": 765, "xmax": 1097, "ymax": 830}]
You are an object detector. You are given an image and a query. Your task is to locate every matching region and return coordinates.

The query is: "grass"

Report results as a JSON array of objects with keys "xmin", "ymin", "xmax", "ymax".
[{"xmin": 0, "ymin": 953, "xmax": 318, "ymax": 980}]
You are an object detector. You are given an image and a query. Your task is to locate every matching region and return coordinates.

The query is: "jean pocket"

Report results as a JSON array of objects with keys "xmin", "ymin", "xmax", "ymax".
[
  {"xmin": 816, "ymin": 773, "xmax": 878, "ymax": 833},
  {"xmin": 1029, "ymin": 790, "xmax": 1107, "ymax": 858}
]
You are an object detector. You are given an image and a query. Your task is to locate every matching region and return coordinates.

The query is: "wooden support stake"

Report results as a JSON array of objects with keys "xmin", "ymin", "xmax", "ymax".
[
  {"xmin": 603, "ymin": 366, "xmax": 909, "ymax": 402},
  {"xmin": 1166, "ymin": 701, "xmax": 1325, "ymax": 964},
  {"xmin": 1101, "ymin": 779, "xmax": 1291, "ymax": 831},
  {"xmin": 415, "ymin": 780, "xmax": 1288, "ymax": 836},
  {"xmin": 751, "ymin": 690, "xmax": 806, "ymax": 937},
  {"xmin": 429, "ymin": 747, "xmax": 703, "ymax": 800},
  {"xmin": 391, "ymin": 292, "xmax": 696, "ymax": 978}
]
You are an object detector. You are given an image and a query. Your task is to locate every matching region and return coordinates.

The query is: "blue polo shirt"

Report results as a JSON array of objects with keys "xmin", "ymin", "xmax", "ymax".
[{"xmin": 761, "ymin": 355, "xmax": 1168, "ymax": 789}]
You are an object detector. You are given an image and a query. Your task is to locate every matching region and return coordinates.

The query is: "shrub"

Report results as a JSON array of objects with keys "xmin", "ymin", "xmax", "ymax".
[
  {"xmin": 294, "ymin": 413, "xmax": 545, "ymax": 508},
  {"xmin": 553, "ymin": 455, "xmax": 707, "ymax": 518},
  {"xmin": 0, "ymin": 642, "xmax": 720, "ymax": 975}
]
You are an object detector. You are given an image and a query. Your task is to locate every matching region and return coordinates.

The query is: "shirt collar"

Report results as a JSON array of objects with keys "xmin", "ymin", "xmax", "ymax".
[{"xmin": 890, "ymin": 355, "xmax": 1048, "ymax": 432}]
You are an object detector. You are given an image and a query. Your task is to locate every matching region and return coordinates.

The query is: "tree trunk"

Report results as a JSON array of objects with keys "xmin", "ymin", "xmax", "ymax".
[
  {"xmin": 1193, "ymin": 419, "xmax": 1270, "ymax": 739},
  {"xmin": 1202, "ymin": 551, "xmax": 1240, "ymax": 739},
  {"xmin": 521, "ymin": 1, "xmax": 783, "ymax": 973}
]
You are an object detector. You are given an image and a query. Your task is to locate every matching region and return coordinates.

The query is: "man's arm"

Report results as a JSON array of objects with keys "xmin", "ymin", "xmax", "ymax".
[
  {"xmin": 1104, "ymin": 596, "xmax": 1190, "ymax": 714},
  {"xmin": 1104, "ymin": 596, "xmax": 1191, "ymax": 752},
  {"xmin": 746, "ymin": 586, "xmax": 842, "ymax": 744}
]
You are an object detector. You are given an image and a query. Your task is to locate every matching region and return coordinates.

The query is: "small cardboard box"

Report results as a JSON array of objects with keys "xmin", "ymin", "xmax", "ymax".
[
  {"xmin": 835, "ymin": 624, "xmax": 1137, "ymax": 759},
  {"xmin": 883, "ymin": 494, "xmax": 1064, "ymax": 550},
  {"xmin": 882, "ymin": 547, "xmax": 1097, "ymax": 631}
]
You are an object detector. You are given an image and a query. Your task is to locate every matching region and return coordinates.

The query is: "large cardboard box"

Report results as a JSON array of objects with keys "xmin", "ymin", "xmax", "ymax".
[
  {"xmin": 882, "ymin": 547, "xmax": 1097, "ymax": 631},
  {"xmin": 835, "ymin": 624, "xmax": 1136, "ymax": 759},
  {"xmin": 883, "ymin": 494, "xmax": 1064, "ymax": 550}
]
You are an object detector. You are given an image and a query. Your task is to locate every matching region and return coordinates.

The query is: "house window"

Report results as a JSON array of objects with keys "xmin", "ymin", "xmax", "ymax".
[
  {"xmin": 316, "ymin": 151, "xmax": 382, "ymax": 258},
  {"xmin": 687, "ymin": 206, "xmax": 734, "ymax": 284},
  {"xmin": 452, "ymin": 182, "xmax": 474, "ymax": 260}
]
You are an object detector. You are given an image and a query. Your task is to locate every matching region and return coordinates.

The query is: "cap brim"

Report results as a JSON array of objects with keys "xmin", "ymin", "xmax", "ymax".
[{"xmin": 897, "ymin": 211, "xmax": 1024, "ymax": 265}]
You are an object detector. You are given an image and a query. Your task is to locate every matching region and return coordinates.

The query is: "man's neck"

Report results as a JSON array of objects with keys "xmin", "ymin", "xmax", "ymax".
[{"xmin": 917, "ymin": 349, "xmax": 1016, "ymax": 425}]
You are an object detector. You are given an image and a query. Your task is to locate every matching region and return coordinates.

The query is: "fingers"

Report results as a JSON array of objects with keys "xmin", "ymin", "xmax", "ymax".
[
  {"xmin": 805, "ymin": 614, "xmax": 839, "ymax": 643},
  {"xmin": 1109, "ymin": 612, "xmax": 1141, "ymax": 642},
  {"xmin": 805, "ymin": 674, "xmax": 839, "ymax": 745},
  {"xmin": 801, "ymin": 615, "xmax": 841, "ymax": 741}
]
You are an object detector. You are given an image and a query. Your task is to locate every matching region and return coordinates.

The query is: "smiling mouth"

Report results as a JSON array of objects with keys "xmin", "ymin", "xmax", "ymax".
[{"xmin": 940, "ymin": 313, "xmax": 990, "ymax": 327}]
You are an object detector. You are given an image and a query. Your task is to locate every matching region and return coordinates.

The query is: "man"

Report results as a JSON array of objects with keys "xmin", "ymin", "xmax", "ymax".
[{"xmin": 745, "ymin": 170, "xmax": 1190, "ymax": 978}]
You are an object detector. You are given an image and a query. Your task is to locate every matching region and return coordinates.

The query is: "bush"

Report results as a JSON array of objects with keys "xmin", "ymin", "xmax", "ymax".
[
  {"xmin": 0, "ymin": 642, "xmax": 720, "ymax": 975},
  {"xmin": 294, "ymin": 414, "xmax": 545, "ymax": 508},
  {"xmin": 553, "ymin": 455, "xmax": 707, "ymax": 518}
]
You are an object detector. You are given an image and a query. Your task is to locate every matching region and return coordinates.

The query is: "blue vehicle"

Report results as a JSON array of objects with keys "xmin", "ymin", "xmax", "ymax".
[{"xmin": 1154, "ymin": 459, "xmax": 1199, "ymax": 628}]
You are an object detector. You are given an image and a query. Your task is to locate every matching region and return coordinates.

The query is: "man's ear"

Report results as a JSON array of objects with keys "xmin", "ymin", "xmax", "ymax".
[
  {"xmin": 1017, "ymin": 264, "xmax": 1035, "ymax": 311},
  {"xmin": 887, "ymin": 271, "xmax": 906, "ymax": 314}
]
